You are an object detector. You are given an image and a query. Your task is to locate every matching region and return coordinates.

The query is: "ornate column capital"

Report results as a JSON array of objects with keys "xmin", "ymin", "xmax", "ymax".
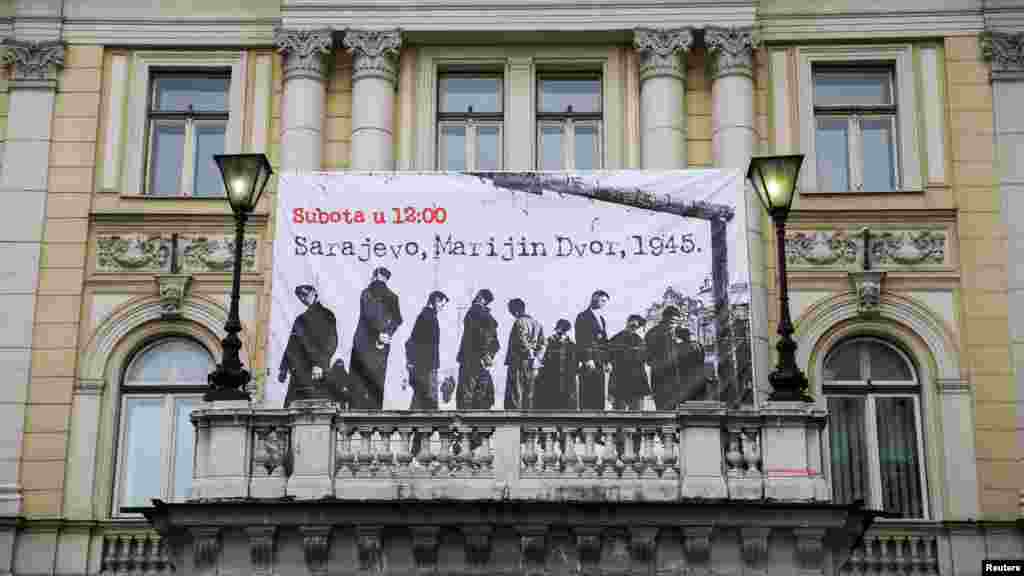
[
  {"xmin": 633, "ymin": 28, "xmax": 694, "ymax": 82},
  {"xmin": 2, "ymin": 39, "xmax": 64, "ymax": 88},
  {"xmin": 704, "ymin": 26, "xmax": 759, "ymax": 80},
  {"xmin": 274, "ymin": 28, "xmax": 334, "ymax": 82},
  {"xmin": 343, "ymin": 29, "xmax": 403, "ymax": 84},
  {"xmin": 982, "ymin": 31, "xmax": 1024, "ymax": 80}
]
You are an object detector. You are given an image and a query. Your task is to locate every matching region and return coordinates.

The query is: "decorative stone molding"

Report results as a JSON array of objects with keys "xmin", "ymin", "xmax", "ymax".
[
  {"xmin": 100, "ymin": 532, "xmax": 172, "ymax": 575},
  {"xmin": 190, "ymin": 528, "xmax": 221, "ymax": 573},
  {"xmin": 682, "ymin": 526, "xmax": 713, "ymax": 563},
  {"xmin": 462, "ymin": 525, "xmax": 493, "ymax": 565},
  {"xmin": 937, "ymin": 378, "xmax": 971, "ymax": 394},
  {"xmin": 785, "ymin": 230, "xmax": 860, "ymax": 267},
  {"xmin": 300, "ymin": 526, "xmax": 332, "ymax": 575},
  {"xmin": 253, "ymin": 426, "xmax": 291, "ymax": 476},
  {"xmin": 2, "ymin": 39, "xmax": 65, "ymax": 87},
  {"xmin": 355, "ymin": 525, "xmax": 383, "ymax": 572},
  {"xmin": 74, "ymin": 378, "xmax": 105, "ymax": 396},
  {"xmin": 155, "ymin": 274, "xmax": 192, "ymax": 318},
  {"xmin": 274, "ymin": 28, "xmax": 333, "ymax": 82},
  {"xmin": 793, "ymin": 528, "xmax": 826, "ymax": 570},
  {"xmin": 629, "ymin": 527, "xmax": 658, "ymax": 561},
  {"xmin": 246, "ymin": 527, "xmax": 277, "ymax": 576},
  {"xmin": 982, "ymin": 31, "xmax": 1024, "ymax": 80},
  {"xmin": 411, "ymin": 526, "xmax": 441, "ymax": 568},
  {"xmin": 703, "ymin": 26, "xmax": 758, "ymax": 79},
  {"xmin": 96, "ymin": 235, "xmax": 173, "ymax": 272},
  {"xmin": 519, "ymin": 525, "xmax": 549, "ymax": 567},
  {"xmin": 344, "ymin": 29, "xmax": 403, "ymax": 84},
  {"xmin": 575, "ymin": 527, "xmax": 603, "ymax": 566},
  {"xmin": 633, "ymin": 28, "xmax": 694, "ymax": 81},
  {"xmin": 179, "ymin": 235, "xmax": 258, "ymax": 273},
  {"xmin": 848, "ymin": 271, "xmax": 885, "ymax": 316},
  {"xmin": 871, "ymin": 230, "xmax": 945, "ymax": 266},
  {"xmin": 740, "ymin": 527, "xmax": 770, "ymax": 566}
]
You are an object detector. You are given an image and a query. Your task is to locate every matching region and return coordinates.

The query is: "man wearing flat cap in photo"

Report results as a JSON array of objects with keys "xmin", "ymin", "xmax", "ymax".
[
  {"xmin": 645, "ymin": 305, "xmax": 706, "ymax": 410},
  {"xmin": 350, "ymin": 267, "xmax": 403, "ymax": 409},
  {"xmin": 279, "ymin": 284, "xmax": 339, "ymax": 408}
]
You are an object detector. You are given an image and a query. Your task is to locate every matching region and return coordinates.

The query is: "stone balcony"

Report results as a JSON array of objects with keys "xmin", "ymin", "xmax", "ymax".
[{"xmin": 189, "ymin": 400, "xmax": 830, "ymax": 505}]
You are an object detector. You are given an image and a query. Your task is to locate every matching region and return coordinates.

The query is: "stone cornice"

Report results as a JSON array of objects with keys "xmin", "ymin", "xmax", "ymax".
[
  {"xmin": 343, "ymin": 29, "xmax": 402, "ymax": 84},
  {"xmin": 633, "ymin": 28, "xmax": 694, "ymax": 83},
  {"xmin": 2, "ymin": 38, "xmax": 64, "ymax": 88},
  {"xmin": 982, "ymin": 30, "xmax": 1024, "ymax": 81},
  {"xmin": 704, "ymin": 26, "xmax": 758, "ymax": 80},
  {"xmin": 61, "ymin": 17, "xmax": 277, "ymax": 46},
  {"xmin": 274, "ymin": 27, "xmax": 333, "ymax": 82},
  {"xmin": 759, "ymin": 9, "xmax": 984, "ymax": 42}
]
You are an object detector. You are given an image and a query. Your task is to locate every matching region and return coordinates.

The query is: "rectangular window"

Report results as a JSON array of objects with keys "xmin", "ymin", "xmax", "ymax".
[
  {"xmin": 145, "ymin": 72, "xmax": 230, "ymax": 197},
  {"xmin": 812, "ymin": 66, "xmax": 898, "ymax": 192},
  {"xmin": 437, "ymin": 75, "xmax": 503, "ymax": 171},
  {"xmin": 536, "ymin": 76, "xmax": 602, "ymax": 170}
]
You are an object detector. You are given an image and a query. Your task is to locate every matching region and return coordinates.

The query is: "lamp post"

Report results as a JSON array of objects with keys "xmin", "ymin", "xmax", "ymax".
[
  {"xmin": 204, "ymin": 153, "xmax": 274, "ymax": 402},
  {"xmin": 746, "ymin": 154, "xmax": 813, "ymax": 403}
]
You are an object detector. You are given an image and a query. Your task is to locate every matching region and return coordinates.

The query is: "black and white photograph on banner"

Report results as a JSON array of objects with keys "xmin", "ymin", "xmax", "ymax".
[{"xmin": 268, "ymin": 171, "xmax": 755, "ymax": 411}]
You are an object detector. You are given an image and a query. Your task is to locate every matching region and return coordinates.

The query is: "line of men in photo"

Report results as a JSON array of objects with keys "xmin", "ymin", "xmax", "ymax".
[{"xmin": 279, "ymin": 267, "xmax": 710, "ymax": 410}]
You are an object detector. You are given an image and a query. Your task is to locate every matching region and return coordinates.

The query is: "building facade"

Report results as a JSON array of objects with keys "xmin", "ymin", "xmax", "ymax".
[{"xmin": 0, "ymin": 0, "xmax": 1021, "ymax": 574}]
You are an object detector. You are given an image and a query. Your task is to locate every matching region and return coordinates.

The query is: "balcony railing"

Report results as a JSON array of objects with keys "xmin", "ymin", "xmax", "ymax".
[{"xmin": 189, "ymin": 400, "xmax": 829, "ymax": 503}]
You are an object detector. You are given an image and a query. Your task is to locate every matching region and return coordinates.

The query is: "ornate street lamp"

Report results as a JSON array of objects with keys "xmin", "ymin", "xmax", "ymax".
[
  {"xmin": 746, "ymin": 154, "xmax": 813, "ymax": 402},
  {"xmin": 204, "ymin": 153, "xmax": 273, "ymax": 402}
]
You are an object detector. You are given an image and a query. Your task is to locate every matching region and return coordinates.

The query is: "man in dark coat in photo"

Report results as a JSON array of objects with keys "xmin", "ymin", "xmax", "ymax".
[
  {"xmin": 405, "ymin": 290, "xmax": 448, "ymax": 410},
  {"xmin": 349, "ymin": 267, "xmax": 402, "ymax": 409},
  {"xmin": 503, "ymin": 298, "xmax": 546, "ymax": 410},
  {"xmin": 535, "ymin": 319, "xmax": 578, "ymax": 410},
  {"xmin": 645, "ymin": 305, "xmax": 706, "ymax": 410},
  {"xmin": 608, "ymin": 314, "xmax": 650, "ymax": 411},
  {"xmin": 456, "ymin": 289, "xmax": 500, "ymax": 410},
  {"xmin": 575, "ymin": 290, "xmax": 611, "ymax": 410},
  {"xmin": 279, "ymin": 285, "xmax": 340, "ymax": 407}
]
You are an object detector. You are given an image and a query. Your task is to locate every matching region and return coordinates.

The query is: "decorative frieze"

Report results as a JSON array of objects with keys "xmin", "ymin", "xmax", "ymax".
[
  {"xmin": 704, "ymin": 27, "xmax": 758, "ymax": 79},
  {"xmin": 785, "ymin": 228, "xmax": 948, "ymax": 268},
  {"xmin": 785, "ymin": 230, "xmax": 860, "ymax": 267},
  {"xmin": 633, "ymin": 28, "xmax": 694, "ymax": 81},
  {"xmin": 179, "ymin": 235, "xmax": 258, "ymax": 273},
  {"xmin": 2, "ymin": 39, "xmax": 65, "ymax": 86},
  {"xmin": 274, "ymin": 28, "xmax": 333, "ymax": 82},
  {"xmin": 344, "ymin": 29, "xmax": 402, "ymax": 84},
  {"xmin": 871, "ymin": 230, "xmax": 945, "ymax": 266},
  {"xmin": 982, "ymin": 31, "xmax": 1024, "ymax": 79},
  {"xmin": 96, "ymin": 235, "xmax": 172, "ymax": 272},
  {"xmin": 96, "ymin": 234, "xmax": 258, "ymax": 273}
]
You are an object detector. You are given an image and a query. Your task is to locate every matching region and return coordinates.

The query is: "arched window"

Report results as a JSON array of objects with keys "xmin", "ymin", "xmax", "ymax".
[
  {"xmin": 823, "ymin": 337, "xmax": 927, "ymax": 518},
  {"xmin": 115, "ymin": 337, "xmax": 213, "ymax": 513}
]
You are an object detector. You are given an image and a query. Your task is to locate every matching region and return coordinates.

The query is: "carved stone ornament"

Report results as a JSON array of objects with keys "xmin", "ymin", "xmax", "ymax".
[
  {"xmin": 849, "ymin": 271, "xmax": 885, "ymax": 316},
  {"xmin": 682, "ymin": 526, "xmax": 713, "ymax": 563},
  {"xmin": 301, "ymin": 526, "xmax": 331, "ymax": 575},
  {"xmin": 274, "ymin": 28, "xmax": 333, "ymax": 82},
  {"xmin": 2, "ymin": 39, "xmax": 65, "ymax": 85},
  {"xmin": 97, "ymin": 235, "xmax": 172, "ymax": 273},
  {"xmin": 246, "ymin": 527, "xmax": 277, "ymax": 576},
  {"xmin": 740, "ymin": 527, "xmax": 770, "ymax": 566},
  {"xmin": 253, "ymin": 426, "xmax": 291, "ymax": 476},
  {"xmin": 191, "ymin": 528, "xmax": 221, "ymax": 572},
  {"xmin": 155, "ymin": 274, "xmax": 192, "ymax": 318},
  {"xmin": 343, "ymin": 29, "xmax": 403, "ymax": 83},
  {"xmin": 356, "ymin": 525, "xmax": 383, "ymax": 572},
  {"xmin": 703, "ymin": 26, "xmax": 759, "ymax": 79},
  {"xmin": 411, "ymin": 526, "xmax": 441, "ymax": 568},
  {"xmin": 785, "ymin": 230, "xmax": 860, "ymax": 267},
  {"xmin": 519, "ymin": 526, "xmax": 549, "ymax": 566},
  {"xmin": 574, "ymin": 527, "xmax": 603, "ymax": 566},
  {"xmin": 462, "ymin": 525, "xmax": 493, "ymax": 565},
  {"xmin": 871, "ymin": 230, "xmax": 945, "ymax": 266},
  {"xmin": 793, "ymin": 528, "xmax": 826, "ymax": 569},
  {"xmin": 630, "ymin": 527, "xmax": 659, "ymax": 561},
  {"xmin": 180, "ymin": 235, "xmax": 258, "ymax": 273},
  {"xmin": 634, "ymin": 28, "xmax": 694, "ymax": 81},
  {"xmin": 982, "ymin": 31, "xmax": 1024, "ymax": 78}
]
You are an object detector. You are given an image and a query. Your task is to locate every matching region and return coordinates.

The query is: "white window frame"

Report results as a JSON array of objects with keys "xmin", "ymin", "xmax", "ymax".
[
  {"xmin": 118, "ymin": 51, "xmax": 247, "ymax": 196},
  {"xmin": 796, "ymin": 45, "xmax": 921, "ymax": 193},
  {"xmin": 436, "ymin": 74, "xmax": 505, "ymax": 171},
  {"xmin": 822, "ymin": 338, "xmax": 930, "ymax": 519},
  {"xmin": 535, "ymin": 76, "xmax": 604, "ymax": 171}
]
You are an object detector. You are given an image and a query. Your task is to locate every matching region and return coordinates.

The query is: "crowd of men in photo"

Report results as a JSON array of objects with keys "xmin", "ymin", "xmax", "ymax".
[{"xmin": 278, "ymin": 267, "xmax": 711, "ymax": 411}]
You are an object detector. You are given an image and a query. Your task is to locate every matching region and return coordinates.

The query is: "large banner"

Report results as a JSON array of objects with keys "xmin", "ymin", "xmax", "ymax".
[{"xmin": 269, "ymin": 172, "xmax": 754, "ymax": 411}]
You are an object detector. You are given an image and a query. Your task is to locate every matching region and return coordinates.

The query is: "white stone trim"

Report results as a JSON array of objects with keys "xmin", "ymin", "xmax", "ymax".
[
  {"xmin": 769, "ymin": 49, "xmax": 795, "ymax": 154},
  {"xmin": 920, "ymin": 46, "xmax": 947, "ymax": 186},
  {"xmin": 120, "ymin": 50, "xmax": 247, "ymax": 196},
  {"xmin": 249, "ymin": 53, "xmax": 273, "ymax": 154},
  {"xmin": 794, "ymin": 44, "xmax": 922, "ymax": 194},
  {"xmin": 101, "ymin": 53, "xmax": 128, "ymax": 192}
]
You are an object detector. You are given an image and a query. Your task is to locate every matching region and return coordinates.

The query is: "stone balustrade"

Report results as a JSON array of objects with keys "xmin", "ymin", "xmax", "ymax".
[
  {"xmin": 842, "ymin": 523, "xmax": 942, "ymax": 575},
  {"xmin": 99, "ymin": 530, "xmax": 173, "ymax": 575},
  {"xmin": 189, "ymin": 400, "xmax": 828, "ymax": 504}
]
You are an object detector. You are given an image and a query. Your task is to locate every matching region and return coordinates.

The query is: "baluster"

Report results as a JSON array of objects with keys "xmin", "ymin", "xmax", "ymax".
[
  {"xmin": 542, "ymin": 427, "xmax": 560, "ymax": 476},
  {"xmin": 661, "ymin": 425, "xmax": 679, "ymax": 479},
  {"xmin": 415, "ymin": 425, "xmax": 434, "ymax": 476},
  {"xmin": 145, "ymin": 535, "xmax": 161, "ymax": 576},
  {"xmin": 562, "ymin": 426, "xmax": 580, "ymax": 476},
  {"xmin": 477, "ymin": 427, "xmax": 494, "ymax": 473},
  {"xmin": 925, "ymin": 538, "xmax": 939, "ymax": 574},
  {"xmin": 451, "ymin": 425, "xmax": 468, "ymax": 476},
  {"xmin": 100, "ymin": 536, "xmax": 116, "ymax": 575},
  {"xmin": 356, "ymin": 427, "xmax": 374, "ymax": 478},
  {"xmin": 863, "ymin": 537, "xmax": 877, "ymax": 575},
  {"xmin": 581, "ymin": 427, "xmax": 598, "ymax": 478},
  {"xmin": 382, "ymin": 427, "xmax": 398, "ymax": 476},
  {"xmin": 742, "ymin": 428, "xmax": 762, "ymax": 476},
  {"xmin": 132, "ymin": 536, "xmax": 146, "ymax": 576},
  {"xmin": 620, "ymin": 426, "xmax": 638, "ymax": 479},
  {"xmin": 599, "ymin": 428, "xmax": 618, "ymax": 477},
  {"xmin": 396, "ymin": 426, "xmax": 413, "ymax": 475},
  {"xmin": 336, "ymin": 426, "xmax": 355, "ymax": 478},
  {"xmin": 116, "ymin": 535, "xmax": 132, "ymax": 575},
  {"xmin": 437, "ymin": 425, "xmax": 453, "ymax": 476},
  {"xmin": 642, "ymin": 427, "xmax": 659, "ymax": 479},
  {"xmin": 725, "ymin": 429, "xmax": 743, "ymax": 475},
  {"xmin": 429, "ymin": 429, "xmax": 443, "ymax": 475},
  {"xmin": 521, "ymin": 427, "xmax": 539, "ymax": 473}
]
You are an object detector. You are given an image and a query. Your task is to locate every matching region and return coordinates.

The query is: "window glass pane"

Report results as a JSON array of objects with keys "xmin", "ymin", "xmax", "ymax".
[
  {"xmin": 126, "ymin": 339, "xmax": 214, "ymax": 386},
  {"xmin": 477, "ymin": 126, "xmax": 500, "ymax": 171},
  {"xmin": 824, "ymin": 340, "xmax": 861, "ymax": 380},
  {"xmin": 540, "ymin": 125, "xmax": 563, "ymax": 171},
  {"xmin": 865, "ymin": 341, "xmax": 913, "ymax": 381},
  {"xmin": 539, "ymin": 79, "xmax": 601, "ymax": 114},
  {"xmin": 875, "ymin": 397, "xmax": 923, "ymax": 517},
  {"xmin": 440, "ymin": 125, "xmax": 466, "ymax": 171},
  {"xmin": 815, "ymin": 117, "xmax": 849, "ymax": 192},
  {"xmin": 148, "ymin": 121, "xmax": 185, "ymax": 196},
  {"xmin": 574, "ymin": 124, "xmax": 598, "ymax": 170},
  {"xmin": 153, "ymin": 76, "xmax": 230, "ymax": 112},
  {"xmin": 861, "ymin": 117, "xmax": 897, "ymax": 192},
  {"xmin": 192, "ymin": 122, "xmax": 226, "ymax": 197},
  {"xmin": 173, "ymin": 398, "xmax": 200, "ymax": 500},
  {"xmin": 440, "ymin": 77, "xmax": 501, "ymax": 114},
  {"xmin": 828, "ymin": 397, "xmax": 869, "ymax": 505},
  {"xmin": 121, "ymin": 398, "xmax": 164, "ymax": 509},
  {"xmin": 813, "ymin": 69, "xmax": 892, "ymax": 107}
]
